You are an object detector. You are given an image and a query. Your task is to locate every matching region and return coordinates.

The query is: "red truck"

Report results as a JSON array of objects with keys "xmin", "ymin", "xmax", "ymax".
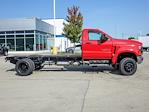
[{"xmin": 6, "ymin": 29, "xmax": 143, "ymax": 76}]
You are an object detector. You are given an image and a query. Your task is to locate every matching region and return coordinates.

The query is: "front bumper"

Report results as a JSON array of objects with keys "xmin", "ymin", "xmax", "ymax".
[{"xmin": 137, "ymin": 56, "xmax": 143, "ymax": 64}]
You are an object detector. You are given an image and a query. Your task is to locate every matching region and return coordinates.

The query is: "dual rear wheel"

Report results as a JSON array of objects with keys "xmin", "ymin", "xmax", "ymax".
[{"xmin": 15, "ymin": 58, "xmax": 35, "ymax": 76}]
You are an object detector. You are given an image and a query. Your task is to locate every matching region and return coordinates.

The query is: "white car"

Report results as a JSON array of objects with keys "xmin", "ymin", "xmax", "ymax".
[{"xmin": 65, "ymin": 45, "xmax": 81, "ymax": 54}]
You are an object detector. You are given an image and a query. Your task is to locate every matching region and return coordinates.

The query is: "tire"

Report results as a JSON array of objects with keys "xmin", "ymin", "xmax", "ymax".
[
  {"xmin": 15, "ymin": 58, "xmax": 34, "ymax": 76},
  {"xmin": 27, "ymin": 59, "xmax": 35, "ymax": 71},
  {"xmin": 4, "ymin": 50, "xmax": 8, "ymax": 56},
  {"xmin": 146, "ymin": 48, "xmax": 149, "ymax": 52},
  {"xmin": 119, "ymin": 58, "xmax": 137, "ymax": 76}
]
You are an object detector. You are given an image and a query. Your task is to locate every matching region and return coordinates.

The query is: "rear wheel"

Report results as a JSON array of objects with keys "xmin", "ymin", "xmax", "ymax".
[
  {"xmin": 15, "ymin": 58, "xmax": 35, "ymax": 76},
  {"xmin": 119, "ymin": 58, "xmax": 137, "ymax": 76},
  {"xmin": 27, "ymin": 59, "xmax": 35, "ymax": 71}
]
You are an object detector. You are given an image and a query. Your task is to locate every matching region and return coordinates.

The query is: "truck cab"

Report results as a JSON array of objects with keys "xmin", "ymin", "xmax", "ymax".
[
  {"xmin": 82, "ymin": 29, "xmax": 143, "ymax": 75},
  {"xmin": 82, "ymin": 29, "xmax": 113, "ymax": 59}
]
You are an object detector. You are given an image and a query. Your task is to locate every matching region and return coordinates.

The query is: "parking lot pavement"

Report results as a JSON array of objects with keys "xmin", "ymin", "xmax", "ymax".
[{"xmin": 0, "ymin": 53, "xmax": 149, "ymax": 112}]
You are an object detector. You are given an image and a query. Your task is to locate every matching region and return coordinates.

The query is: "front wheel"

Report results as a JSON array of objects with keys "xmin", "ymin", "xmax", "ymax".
[{"xmin": 119, "ymin": 58, "xmax": 137, "ymax": 76}]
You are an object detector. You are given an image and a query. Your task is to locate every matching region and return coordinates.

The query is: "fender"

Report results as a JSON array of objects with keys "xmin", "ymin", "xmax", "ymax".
[{"xmin": 112, "ymin": 46, "xmax": 138, "ymax": 64}]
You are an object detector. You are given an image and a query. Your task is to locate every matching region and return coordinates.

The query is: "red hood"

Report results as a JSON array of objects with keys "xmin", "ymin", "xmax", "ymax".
[{"xmin": 112, "ymin": 39, "xmax": 142, "ymax": 46}]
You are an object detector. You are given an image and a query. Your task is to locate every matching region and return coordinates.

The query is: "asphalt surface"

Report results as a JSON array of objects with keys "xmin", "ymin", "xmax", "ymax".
[{"xmin": 0, "ymin": 53, "xmax": 149, "ymax": 112}]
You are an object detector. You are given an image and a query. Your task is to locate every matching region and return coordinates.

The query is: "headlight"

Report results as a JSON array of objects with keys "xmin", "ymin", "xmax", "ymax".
[
  {"xmin": 138, "ymin": 46, "xmax": 143, "ymax": 54},
  {"xmin": 138, "ymin": 46, "xmax": 142, "ymax": 50}
]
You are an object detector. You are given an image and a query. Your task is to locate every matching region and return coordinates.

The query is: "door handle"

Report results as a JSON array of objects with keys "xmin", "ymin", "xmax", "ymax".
[{"xmin": 86, "ymin": 42, "xmax": 91, "ymax": 44}]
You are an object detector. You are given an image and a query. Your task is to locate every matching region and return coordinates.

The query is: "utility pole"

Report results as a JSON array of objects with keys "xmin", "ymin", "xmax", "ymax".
[{"xmin": 53, "ymin": 0, "xmax": 56, "ymax": 46}]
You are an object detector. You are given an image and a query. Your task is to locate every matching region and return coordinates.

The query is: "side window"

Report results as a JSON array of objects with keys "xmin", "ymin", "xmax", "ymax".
[{"xmin": 88, "ymin": 31, "xmax": 103, "ymax": 40}]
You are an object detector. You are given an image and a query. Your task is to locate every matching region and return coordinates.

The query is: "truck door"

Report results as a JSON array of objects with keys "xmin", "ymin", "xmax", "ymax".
[{"xmin": 82, "ymin": 30, "xmax": 113, "ymax": 60}]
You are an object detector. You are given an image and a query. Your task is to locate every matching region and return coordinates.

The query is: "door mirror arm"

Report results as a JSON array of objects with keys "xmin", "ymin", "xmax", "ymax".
[
  {"xmin": 100, "ymin": 34, "xmax": 108, "ymax": 44},
  {"xmin": 99, "ymin": 34, "xmax": 105, "ymax": 44}
]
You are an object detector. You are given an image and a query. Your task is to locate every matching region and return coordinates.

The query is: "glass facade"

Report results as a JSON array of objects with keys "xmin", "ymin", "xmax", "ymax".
[{"xmin": 0, "ymin": 30, "xmax": 52, "ymax": 51}]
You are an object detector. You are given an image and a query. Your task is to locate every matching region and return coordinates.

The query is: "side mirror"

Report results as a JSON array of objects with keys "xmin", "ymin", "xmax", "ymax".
[
  {"xmin": 100, "ymin": 34, "xmax": 109, "ymax": 43},
  {"xmin": 100, "ymin": 34, "xmax": 105, "ymax": 41}
]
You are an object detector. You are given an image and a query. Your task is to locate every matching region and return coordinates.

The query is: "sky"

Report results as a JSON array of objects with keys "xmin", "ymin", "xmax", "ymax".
[{"xmin": 0, "ymin": 0, "xmax": 149, "ymax": 38}]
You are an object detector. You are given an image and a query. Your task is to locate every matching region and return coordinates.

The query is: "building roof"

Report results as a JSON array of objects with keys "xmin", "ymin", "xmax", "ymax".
[
  {"xmin": 43, "ymin": 19, "xmax": 66, "ymax": 35},
  {"xmin": 0, "ymin": 17, "xmax": 54, "ymax": 34}
]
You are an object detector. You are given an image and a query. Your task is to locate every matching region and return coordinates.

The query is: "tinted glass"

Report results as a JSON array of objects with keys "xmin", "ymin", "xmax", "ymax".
[
  {"xmin": 16, "ymin": 39, "xmax": 24, "ymax": 51},
  {"xmin": 16, "ymin": 31, "xmax": 24, "ymax": 33},
  {"xmin": 26, "ymin": 38, "xmax": 34, "ymax": 51},
  {"xmin": 25, "ymin": 30, "xmax": 34, "ymax": 33},
  {"xmin": 16, "ymin": 35, "xmax": 24, "ymax": 38},
  {"xmin": 0, "ymin": 35, "xmax": 5, "ymax": 38},
  {"xmin": 25, "ymin": 34, "xmax": 34, "ymax": 37},
  {"xmin": 7, "ymin": 39, "xmax": 15, "ymax": 51},
  {"xmin": 0, "ymin": 32, "xmax": 5, "ymax": 34},
  {"xmin": 6, "ymin": 35, "xmax": 14, "ymax": 38},
  {"xmin": 6, "ymin": 31, "xmax": 14, "ymax": 34}
]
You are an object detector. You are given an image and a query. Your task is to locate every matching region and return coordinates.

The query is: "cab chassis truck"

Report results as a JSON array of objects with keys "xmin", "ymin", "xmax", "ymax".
[{"xmin": 6, "ymin": 29, "xmax": 143, "ymax": 76}]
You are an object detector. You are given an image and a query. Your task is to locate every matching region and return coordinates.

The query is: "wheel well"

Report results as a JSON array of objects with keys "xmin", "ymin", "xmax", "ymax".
[{"xmin": 117, "ymin": 53, "xmax": 137, "ymax": 63}]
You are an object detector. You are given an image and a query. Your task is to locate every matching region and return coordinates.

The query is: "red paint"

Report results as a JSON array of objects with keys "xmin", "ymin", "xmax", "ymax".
[{"xmin": 82, "ymin": 29, "xmax": 142, "ymax": 64}]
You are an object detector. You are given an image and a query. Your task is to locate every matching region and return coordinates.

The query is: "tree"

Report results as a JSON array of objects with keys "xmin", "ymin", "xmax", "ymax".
[{"xmin": 63, "ymin": 6, "xmax": 83, "ymax": 44}]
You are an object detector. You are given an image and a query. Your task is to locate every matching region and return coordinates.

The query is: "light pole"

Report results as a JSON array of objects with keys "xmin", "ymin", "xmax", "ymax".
[{"xmin": 53, "ymin": 0, "xmax": 56, "ymax": 46}]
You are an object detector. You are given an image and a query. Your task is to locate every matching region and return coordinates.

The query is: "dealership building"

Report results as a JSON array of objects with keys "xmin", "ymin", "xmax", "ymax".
[
  {"xmin": 43, "ymin": 19, "xmax": 72, "ymax": 52},
  {"xmin": 0, "ymin": 18, "xmax": 71, "ymax": 52}
]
